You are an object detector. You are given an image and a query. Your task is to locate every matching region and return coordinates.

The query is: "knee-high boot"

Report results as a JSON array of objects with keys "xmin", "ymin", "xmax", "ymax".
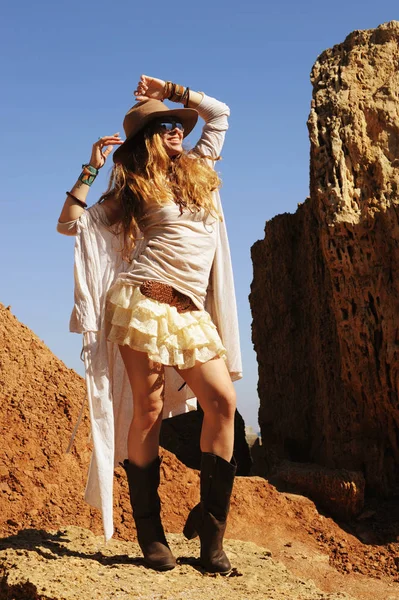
[
  {"xmin": 122, "ymin": 457, "xmax": 176, "ymax": 571},
  {"xmin": 183, "ymin": 452, "xmax": 237, "ymax": 573}
]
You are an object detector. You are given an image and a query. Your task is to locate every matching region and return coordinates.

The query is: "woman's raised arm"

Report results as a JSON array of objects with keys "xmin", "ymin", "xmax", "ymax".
[
  {"xmin": 134, "ymin": 75, "xmax": 229, "ymax": 160},
  {"xmin": 57, "ymin": 133, "xmax": 122, "ymax": 235}
]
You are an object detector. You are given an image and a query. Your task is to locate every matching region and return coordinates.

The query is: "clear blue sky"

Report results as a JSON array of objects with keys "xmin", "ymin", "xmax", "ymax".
[{"xmin": 1, "ymin": 1, "xmax": 397, "ymax": 429}]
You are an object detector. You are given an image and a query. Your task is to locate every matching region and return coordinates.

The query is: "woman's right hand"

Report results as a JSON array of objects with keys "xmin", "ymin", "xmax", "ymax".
[
  {"xmin": 89, "ymin": 133, "xmax": 123, "ymax": 170},
  {"xmin": 134, "ymin": 75, "xmax": 166, "ymax": 102}
]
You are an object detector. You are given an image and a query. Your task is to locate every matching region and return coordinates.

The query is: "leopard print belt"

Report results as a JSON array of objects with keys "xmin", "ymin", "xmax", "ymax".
[{"xmin": 139, "ymin": 280, "xmax": 199, "ymax": 314}]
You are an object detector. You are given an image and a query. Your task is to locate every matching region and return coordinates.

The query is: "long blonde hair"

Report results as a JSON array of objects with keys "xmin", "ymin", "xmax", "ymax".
[{"xmin": 99, "ymin": 126, "xmax": 222, "ymax": 261}]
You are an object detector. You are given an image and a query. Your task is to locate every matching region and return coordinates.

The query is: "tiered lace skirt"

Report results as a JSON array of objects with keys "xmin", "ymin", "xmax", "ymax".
[{"xmin": 104, "ymin": 280, "xmax": 227, "ymax": 369}]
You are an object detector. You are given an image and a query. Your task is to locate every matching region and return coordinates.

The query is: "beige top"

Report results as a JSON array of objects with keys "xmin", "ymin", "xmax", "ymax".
[{"xmin": 117, "ymin": 201, "xmax": 218, "ymax": 308}]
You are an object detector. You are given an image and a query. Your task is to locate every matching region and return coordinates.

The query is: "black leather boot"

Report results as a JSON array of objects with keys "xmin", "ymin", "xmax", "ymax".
[
  {"xmin": 122, "ymin": 457, "xmax": 176, "ymax": 571},
  {"xmin": 183, "ymin": 452, "xmax": 237, "ymax": 573}
]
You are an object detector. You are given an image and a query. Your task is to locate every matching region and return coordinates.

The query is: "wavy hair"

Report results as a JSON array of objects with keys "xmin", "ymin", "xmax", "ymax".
[{"xmin": 99, "ymin": 125, "xmax": 222, "ymax": 261}]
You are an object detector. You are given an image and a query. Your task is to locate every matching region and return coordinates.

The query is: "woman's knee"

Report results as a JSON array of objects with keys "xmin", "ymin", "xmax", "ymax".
[
  {"xmin": 202, "ymin": 387, "xmax": 236, "ymax": 421},
  {"xmin": 132, "ymin": 393, "xmax": 164, "ymax": 430}
]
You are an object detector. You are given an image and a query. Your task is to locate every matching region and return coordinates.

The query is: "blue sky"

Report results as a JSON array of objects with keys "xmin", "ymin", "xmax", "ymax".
[{"xmin": 1, "ymin": 1, "xmax": 397, "ymax": 429}]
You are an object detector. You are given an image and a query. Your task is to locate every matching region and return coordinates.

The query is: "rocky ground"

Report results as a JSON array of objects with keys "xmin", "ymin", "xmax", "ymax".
[
  {"xmin": 1, "ymin": 463, "xmax": 399, "ymax": 600},
  {"xmin": 0, "ymin": 526, "xmax": 357, "ymax": 600},
  {"xmin": 1, "ymin": 303, "xmax": 399, "ymax": 600}
]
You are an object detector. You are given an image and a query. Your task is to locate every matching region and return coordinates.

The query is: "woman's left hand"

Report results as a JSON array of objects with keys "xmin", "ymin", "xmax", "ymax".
[
  {"xmin": 89, "ymin": 133, "xmax": 123, "ymax": 170},
  {"xmin": 134, "ymin": 74, "xmax": 166, "ymax": 101}
]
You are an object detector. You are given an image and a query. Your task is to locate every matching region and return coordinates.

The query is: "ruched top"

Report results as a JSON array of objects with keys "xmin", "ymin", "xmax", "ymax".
[{"xmin": 117, "ymin": 201, "xmax": 218, "ymax": 309}]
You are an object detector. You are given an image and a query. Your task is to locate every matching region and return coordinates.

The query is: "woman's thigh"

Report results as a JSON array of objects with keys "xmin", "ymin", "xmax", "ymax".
[
  {"xmin": 175, "ymin": 357, "xmax": 236, "ymax": 418},
  {"xmin": 118, "ymin": 345, "xmax": 165, "ymax": 415}
]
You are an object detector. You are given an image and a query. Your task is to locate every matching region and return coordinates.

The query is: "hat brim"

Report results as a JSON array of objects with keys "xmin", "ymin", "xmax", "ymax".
[{"xmin": 113, "ymin": 107, "xmax": 198, "ymax": 164}]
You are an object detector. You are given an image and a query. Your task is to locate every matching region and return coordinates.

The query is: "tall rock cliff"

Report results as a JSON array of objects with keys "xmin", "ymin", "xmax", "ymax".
[{"xmin": 250, "ymin": 21, "xmax": 399, "ymax": 496}]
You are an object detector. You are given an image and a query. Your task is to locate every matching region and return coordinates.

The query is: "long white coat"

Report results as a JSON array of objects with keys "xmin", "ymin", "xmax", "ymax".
[{"xmin": 66, "ymin": 94, "xmax": 242, "ymax": 540}]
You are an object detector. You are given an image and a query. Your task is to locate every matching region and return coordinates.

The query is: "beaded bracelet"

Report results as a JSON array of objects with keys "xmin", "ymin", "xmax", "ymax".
[
  {"xmin": 65, "ymin": 191, "xmax": 87, "ymax": 209},
  {"xmin": 78, "ymin": 163, "xmax": 99, "ymax": 187}
]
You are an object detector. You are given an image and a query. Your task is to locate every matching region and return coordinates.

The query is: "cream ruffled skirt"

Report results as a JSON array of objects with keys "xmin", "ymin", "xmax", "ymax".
[{"xmin": 104, "ymin": 281, "xmax": 227, "ymax": 369}]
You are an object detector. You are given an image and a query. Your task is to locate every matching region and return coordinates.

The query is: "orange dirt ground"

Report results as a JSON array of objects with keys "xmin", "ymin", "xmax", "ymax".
[{"xmin": 1, "ymin": 303, "xmax": 399, "ymax": 600}]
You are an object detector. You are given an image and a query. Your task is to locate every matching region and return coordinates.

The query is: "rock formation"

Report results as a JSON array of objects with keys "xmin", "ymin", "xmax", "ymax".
[
  {"xmin": 250, "ymin": 21, "xmax": 399, "ymax": 501},
  {"xmin": 274, "ymin": 461, "xmax": 365, "ymax": 520},
  {"xmin": 0, "ymin": 303, "xmax": 104, "ymax": 536}
]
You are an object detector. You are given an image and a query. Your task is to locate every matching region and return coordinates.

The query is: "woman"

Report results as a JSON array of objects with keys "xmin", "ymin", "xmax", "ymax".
[{"xmin": 58, "ymin": 75, "xmax": 242, "ymax": 574}]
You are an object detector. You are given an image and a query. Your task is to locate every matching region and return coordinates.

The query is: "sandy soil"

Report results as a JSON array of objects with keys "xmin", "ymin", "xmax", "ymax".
[{"xmin": 0, "ymin": 526, "xmax": 356, "ymax": 600}]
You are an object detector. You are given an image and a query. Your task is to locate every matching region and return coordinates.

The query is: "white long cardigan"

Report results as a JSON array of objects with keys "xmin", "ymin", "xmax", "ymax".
[{"xmin": 67, "ymin": 94, "xmax": 242, "ymax": 540}]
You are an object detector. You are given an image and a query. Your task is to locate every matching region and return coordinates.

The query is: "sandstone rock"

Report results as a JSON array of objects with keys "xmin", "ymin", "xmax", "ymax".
[
  {"xmin": 250, "ymin": 21, "xmax": 399, "ymax": 496},
  {"xmin": 272, "ymin": 461, "xmax": 365, "ymax": 520}
]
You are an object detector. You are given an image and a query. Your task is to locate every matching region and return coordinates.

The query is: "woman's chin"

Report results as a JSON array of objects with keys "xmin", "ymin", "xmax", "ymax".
[{"xmin": 167, "ymin": 147, "xmax": 183, "ymax": 157}]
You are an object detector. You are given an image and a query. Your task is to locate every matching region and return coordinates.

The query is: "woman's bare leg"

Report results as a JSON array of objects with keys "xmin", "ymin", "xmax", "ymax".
[
  {"xmin": 178, "ymin": 356, "xmax": 236, "ymax": 574},
  {"xmin": 118, "ymin": 345, "xmax": 165, "ymax": 467},
  {"xmin": 118, "ymin": 345, "xmax": 175, "ymax": 570},
  {"xmin": 176, "ymin": 357, "xmax": 236, "ymax": 461}
]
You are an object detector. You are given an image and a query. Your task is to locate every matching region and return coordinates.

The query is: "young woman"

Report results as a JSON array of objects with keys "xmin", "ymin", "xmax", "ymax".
[{"xmin": 58, "ymin": 75, "xmax": 242, "ymax": 573}]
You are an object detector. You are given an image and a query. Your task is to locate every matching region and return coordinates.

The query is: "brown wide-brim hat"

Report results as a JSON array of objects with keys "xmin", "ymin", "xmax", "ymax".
[{"xmin": 113, "ymin": 98, "xmax": 199, "ymax": 164}]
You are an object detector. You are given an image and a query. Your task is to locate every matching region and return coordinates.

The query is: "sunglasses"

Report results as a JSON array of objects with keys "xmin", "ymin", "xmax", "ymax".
[{"xmin": 153, "ymin": 119, "xmax": 184, "ymax": 133}]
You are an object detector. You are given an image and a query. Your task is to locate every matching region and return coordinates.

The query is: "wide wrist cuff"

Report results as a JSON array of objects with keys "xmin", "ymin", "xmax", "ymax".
[{"xmin": 79, "ymin": 164, "xmax": 99, "ymax": 187}]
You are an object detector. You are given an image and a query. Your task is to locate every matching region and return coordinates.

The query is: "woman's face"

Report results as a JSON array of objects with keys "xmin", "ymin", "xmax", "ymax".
[{"xmin": 154, "ymin": 118, "xmax": 184, "ymax": 157}]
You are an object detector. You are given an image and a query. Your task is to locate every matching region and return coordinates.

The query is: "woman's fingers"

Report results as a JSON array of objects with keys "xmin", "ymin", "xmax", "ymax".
[
  {"xmin": 95, "ymin": 133, "xmax": 123, "ymax": 146},
  {"xmin": 102, "ymin": 146, "xmax": 114, "ymax": 158},
  {"xmin": 134, "ymin": 84, "xmax": 148, "ymax": 97},
  {"xmin": 97, "ymin": 139, "xmax": 123, "ymax": 147},
  {"xmin": 134, "ymin": 75, "xmax": 165, "ymax": 100},
  {"xmin": 135, "ymin": 76, "xmax": 148, "ymax": 91},
  {"xmin": 98, "ymin": 135, "xmax": 122, "ymax": 141},
  {"xmin": 89, "ymin": 133, "xmax": 124, "ymax": 168}
]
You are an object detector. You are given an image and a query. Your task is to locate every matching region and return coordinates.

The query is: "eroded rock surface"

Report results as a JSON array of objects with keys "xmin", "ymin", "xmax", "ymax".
[
  {"xmin": 274, "ymin": 461, "xmax": 365, "ymax": 520},
  {"xmin": 250, "ymin": 21, "xmax": 399, "ymax": 498}
]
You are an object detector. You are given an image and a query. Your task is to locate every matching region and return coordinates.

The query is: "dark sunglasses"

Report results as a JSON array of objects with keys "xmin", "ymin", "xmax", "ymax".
[{"xmin": 153, "ymin": 119, "xmax": 184, "ymax": 133}]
